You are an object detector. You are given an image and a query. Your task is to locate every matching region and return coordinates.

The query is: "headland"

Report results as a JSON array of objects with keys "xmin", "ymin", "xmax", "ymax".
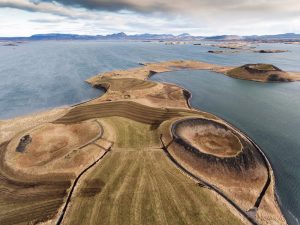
[{"xmin": 0, "ymin": 60, "xmax": 292, "ymax": 225}]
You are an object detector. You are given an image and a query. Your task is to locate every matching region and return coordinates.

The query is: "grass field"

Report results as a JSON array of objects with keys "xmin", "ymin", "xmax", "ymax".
[
  {"xmin": 101, "ymin": 117, "xmax": 160, "ymax": 148},
  {"xmin": 63, "ymin": 151, "xmax": 246, "ymax": 225},
  {"xmin": 0, "ymin": 101, "xmax": 219, "ymax": 225},
  {"xmin": 62, "ymin": 116, "xmax": 246, "ymax": 225}
]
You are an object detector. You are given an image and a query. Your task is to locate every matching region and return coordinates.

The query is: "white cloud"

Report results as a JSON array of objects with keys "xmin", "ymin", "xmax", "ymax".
[{"xmin": 0, "ymin": 0, "xmax": 300, "ymax": 36}]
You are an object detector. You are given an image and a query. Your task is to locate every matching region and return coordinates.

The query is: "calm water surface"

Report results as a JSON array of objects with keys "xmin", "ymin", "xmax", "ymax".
[
  {"xmin": 0, "ymin": 41, "xmax": 299, "ymax": 224},
  {"xmin": 1, "ymin": 41, "xmax": 299, "ymax": 119}
]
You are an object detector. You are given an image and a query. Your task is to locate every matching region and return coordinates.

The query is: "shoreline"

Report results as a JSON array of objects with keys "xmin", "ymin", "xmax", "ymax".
[
  {"xmin": 1, "ymin": 71, "xmax": 286, "ymax": 222},
  {"xmin": 2, "ymin": 60, "xmax": 299, "ymax": 122}
]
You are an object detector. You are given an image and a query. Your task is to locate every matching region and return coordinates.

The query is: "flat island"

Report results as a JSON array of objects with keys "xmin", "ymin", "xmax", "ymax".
[{"xmin": 0, "ymin": 60, "xmax": 296, "ymax": 225}]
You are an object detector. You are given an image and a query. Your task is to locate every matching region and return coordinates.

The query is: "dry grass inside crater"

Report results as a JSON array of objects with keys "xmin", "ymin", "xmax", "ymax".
[{"xmin": 178, "ymin": 122, "xmax": 242, "ymax": 157}]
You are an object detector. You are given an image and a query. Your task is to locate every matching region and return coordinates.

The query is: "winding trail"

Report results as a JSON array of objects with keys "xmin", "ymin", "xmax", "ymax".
[
  {"xmin": 56, "ymin": 121, "xmax": 113, "ymax": 225},
  {"xmin": 160, "ymin": 113, "xmax": 277, "ymax": 224}
]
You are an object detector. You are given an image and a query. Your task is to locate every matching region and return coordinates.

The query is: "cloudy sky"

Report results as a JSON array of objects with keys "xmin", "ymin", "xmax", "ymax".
[{"xmin": 0, "ymin": 0, "xmax": 300, "ymax": 36}]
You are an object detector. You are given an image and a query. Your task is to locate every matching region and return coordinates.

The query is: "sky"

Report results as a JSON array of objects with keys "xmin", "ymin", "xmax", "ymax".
[{"xmin": 0, "ymin": 0, "xmax": 300, "ymax": 37}]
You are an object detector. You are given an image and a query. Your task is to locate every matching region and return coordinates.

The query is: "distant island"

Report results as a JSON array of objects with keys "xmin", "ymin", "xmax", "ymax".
[{"xmin": 226, "ymin": 64, "xmax": 300, "ymax": 82}]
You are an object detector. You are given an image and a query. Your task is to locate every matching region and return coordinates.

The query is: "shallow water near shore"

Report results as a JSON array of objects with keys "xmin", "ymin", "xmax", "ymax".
[
  {"xmin": 0, "ymin": 41, "xmax": 300, "ymax": 224},
  {"xmin": 151, "ymin": 70, "xmax": 300, "ymax": 225}
]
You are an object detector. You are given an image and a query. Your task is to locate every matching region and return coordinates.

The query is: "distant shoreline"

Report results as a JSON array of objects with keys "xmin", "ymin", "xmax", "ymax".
[{"xmin": 1, "ymin": 32, "xmax": 300, "ymax": 42}]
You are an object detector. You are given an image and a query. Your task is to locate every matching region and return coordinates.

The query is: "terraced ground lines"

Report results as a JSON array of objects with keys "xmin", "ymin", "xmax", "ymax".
[
  {"xmin": 0, "ymin": 120, "xmax": 109, "ymax": 225},
  {"xmin": 0, "ymin": 141, "xmax": 72, "ymax": 225},
  {"xmin": 63, "ymin": 150, "xmax": 248, "ymax": 225},
  {"xmin": 61, "ymin": 117, "xmax": 247, "ymax": 225}
]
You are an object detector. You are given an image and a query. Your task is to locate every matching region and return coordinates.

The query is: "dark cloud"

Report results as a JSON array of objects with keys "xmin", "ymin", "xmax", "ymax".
[
  {"xmin": 31, "ymin": 0, "xmax": 172, "ymax": 13},
  {"xmin": 31, "ymin": 0, "xmax": 299, "ymax": 16},
  {"xmin": 0, "ymin": 0, "xmax": 94, "ymax": 19},
  {"xmin": 2, "ymin": 0, "xmax": 299, "ymax": 20}
]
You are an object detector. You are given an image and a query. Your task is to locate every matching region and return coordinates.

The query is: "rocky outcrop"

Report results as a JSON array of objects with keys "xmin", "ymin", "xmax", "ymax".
[
  {"xmin": 255, "ymin": 50, "xmax": 288, "ymax": 53},
  {"xmin": 16, "ymin": 134, "xmax": 32, "ymax": 152}
]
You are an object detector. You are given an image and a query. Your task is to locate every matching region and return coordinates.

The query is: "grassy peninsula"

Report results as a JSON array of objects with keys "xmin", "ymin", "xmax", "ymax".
[{"xmin": 0, "ymin": 60, "xmax": 291, "ymax": 225}]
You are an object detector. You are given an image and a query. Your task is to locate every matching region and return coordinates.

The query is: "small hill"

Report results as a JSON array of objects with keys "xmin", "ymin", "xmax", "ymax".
[{"xmin": 226, "ymin": 64, "xmax": 296, "ymax": 82}]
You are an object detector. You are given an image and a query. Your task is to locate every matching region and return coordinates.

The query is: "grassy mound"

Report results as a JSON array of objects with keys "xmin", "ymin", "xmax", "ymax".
[
  {"xmin": 93, "ymin": 78, "xmax": 157, "ymax": 92},
  {"xmin": 227, "ymin": 64, "xmax": 292, "ymax": 82}
]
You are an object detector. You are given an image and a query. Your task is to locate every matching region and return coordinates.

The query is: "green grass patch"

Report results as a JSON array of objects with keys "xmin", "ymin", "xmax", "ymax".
[
  {"xmin": 63, "ymin": 151, "xmax": 246, "ymax": 225},
  {"xmin": 102, "ymin": 117, "xmax": 160, "ymax": 148}
]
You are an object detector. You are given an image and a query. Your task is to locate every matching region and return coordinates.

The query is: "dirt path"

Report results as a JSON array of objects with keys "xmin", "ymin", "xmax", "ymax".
[{"xmin": 56, "ymin": 121, "xmax": 113, "ymax": 225}]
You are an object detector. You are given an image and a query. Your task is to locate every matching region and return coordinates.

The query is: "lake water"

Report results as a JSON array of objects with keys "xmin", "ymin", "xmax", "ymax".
[{"xmin": 0, "ymin": 41, "xmax": 299, "ymax": 224}]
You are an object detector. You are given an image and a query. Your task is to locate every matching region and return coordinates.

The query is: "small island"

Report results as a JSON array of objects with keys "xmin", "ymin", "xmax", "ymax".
[
  {"xmin": 2, "ymin": 42, "xmax": 18, "ymax": 47},
  {"xmin": 226, "ymin": 64, "xmax": 300, "ymax": 82},
  {"xmin": 254, "ymin": 50, "xmax": 288, "ymax": 53},
  {"xmin": 208, "ymin": 50, "xmax": 224, "ymax": 54},
  {"xmin": 208, "ymin": 42, "xmax": 252, "ymax": 50}
]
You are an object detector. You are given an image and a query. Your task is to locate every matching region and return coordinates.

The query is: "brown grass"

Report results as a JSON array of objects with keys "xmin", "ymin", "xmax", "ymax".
[
  {"xmin": 226, "ymin": 64, "xmax": 300, "ymax": 82},
  {"xmin": 0, "ymin": 142, "xmax": 72, "ymax": 224},
  {"xmin": 177, "ymin": 122, "xmax": 242, "ymax": 157},
  {"xmin": 5, "ymin": 120, "xmax": 101, "ymax": 175},
  {"xmin": 62, "ymin": 132, "xmax": 246, "ymax": 225}
]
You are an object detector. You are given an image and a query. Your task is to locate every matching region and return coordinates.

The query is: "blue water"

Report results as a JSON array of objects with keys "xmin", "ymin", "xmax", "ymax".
[
  {"xmin": 1, "ymin": 41, "xmax": 300, "ymax": 119},
  {"xmin": 0, "ymin": 41, "xmax": 299, "ymax": 224}
]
